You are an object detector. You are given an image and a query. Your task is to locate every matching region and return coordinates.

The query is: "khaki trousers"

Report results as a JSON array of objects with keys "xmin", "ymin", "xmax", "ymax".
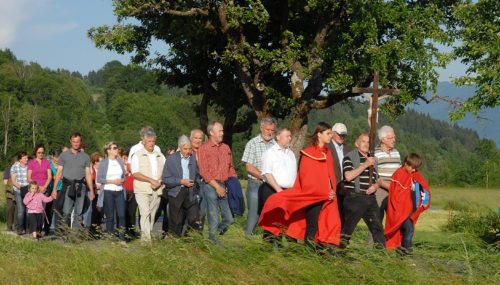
[{"xmin": 135, "ymin": 192, "xmax": 161, "ymax": 240}]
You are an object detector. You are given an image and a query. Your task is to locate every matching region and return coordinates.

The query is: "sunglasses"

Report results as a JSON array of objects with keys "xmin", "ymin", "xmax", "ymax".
[{"xmin": 110, "ymin": 146, "xmax": 118, "ymax": 150}]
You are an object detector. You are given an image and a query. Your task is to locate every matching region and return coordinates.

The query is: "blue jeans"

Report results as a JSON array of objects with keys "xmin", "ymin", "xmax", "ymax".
[
  {"xmin": 401, "ymin": 218, "xmax": 414, "ymax": 249},
  {"xmin": 82, "ymin": 187, "xmax": 92, "ymax": 228},
  {"xmin": 203, "ymin": 183, "xmax": 234, "ymax": 243},
  {"xmin": 198, "ymin": 185, "xmax": 208, "ymax": 230},
  {"xmin": 62, "ymin": 184, "xmax": 87, "ymax": 230},
  {"xmin": 244, "ymin": 178, "xmax": 261, "ymax": 235},
  {"xmin": 103, "ymin": 190, "xmax": 126, "ymax": 240},
  {"xmin": 14, "ymin": 190, "xmax": 26, "ymax": 232}
]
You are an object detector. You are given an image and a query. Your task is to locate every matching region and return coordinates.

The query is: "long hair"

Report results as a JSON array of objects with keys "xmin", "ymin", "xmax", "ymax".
[{"xmin": 309, "ymin": 122, "xmax": 332, "ymax": 146}]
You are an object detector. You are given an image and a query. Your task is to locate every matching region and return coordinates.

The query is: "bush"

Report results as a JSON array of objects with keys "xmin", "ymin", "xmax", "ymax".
[{"xmin": 446, "ymin": 209, "xmax": 500, "ymax": 249}]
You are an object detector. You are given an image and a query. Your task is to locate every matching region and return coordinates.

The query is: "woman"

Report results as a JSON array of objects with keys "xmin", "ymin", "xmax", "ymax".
[
  {"xmin": 48, "ymin": 148, "xmax": 63, "ymax": 233},
  {"xmin": 11, "ymin": 151, "xmax": 29, "ymax": 235},
  {"xmin": 97, "ymin": 142, "xmax": 126, "ymax": 241},
  {"xmin": 258, "ymin": 122, "xmax": 341, "ymax": 249},
  {"xmin": 27, "ymin": 143, "xmax": 52, "ymax": 235},
  {"xmin": 90, "ymin": 152, "xmax": 104, "ymax": 236}
]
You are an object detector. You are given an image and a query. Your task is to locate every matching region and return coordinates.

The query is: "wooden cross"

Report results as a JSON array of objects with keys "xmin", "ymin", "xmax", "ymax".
[{"xmin": 352, "ymin": 70, "xmax": 400, "ymax": 185}]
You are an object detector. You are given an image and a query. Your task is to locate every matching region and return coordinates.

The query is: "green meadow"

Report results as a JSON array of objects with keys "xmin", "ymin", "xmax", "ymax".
[{"xmin": 0, "ymin": 178, "xmax": 498, "ymax": 284}]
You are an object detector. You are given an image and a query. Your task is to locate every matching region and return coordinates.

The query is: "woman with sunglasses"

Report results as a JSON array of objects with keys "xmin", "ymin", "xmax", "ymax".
[{"xmin": 97, "ymin": 142, "xmax": 126, "ymax": 241}]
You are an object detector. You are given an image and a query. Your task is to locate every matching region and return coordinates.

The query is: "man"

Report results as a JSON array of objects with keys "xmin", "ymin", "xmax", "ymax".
[
  {"xmin": 190, "ymin": 128, "xmax": 206, "ymax": 229},
  {"xmin": 326, "ymin": 123, "xmax": 352, "ymax": 228},
  {"xmin": 52, "ymin": 133, "xmax": 95, "ymax": 233},
  {"xmin": 374, "ymin": 125, "xmax": 401, "ymax": 220},
  {"xmin": 340, "ymin": 133, "xmax": 389, "ymax": 248},
  {"xmin": 259, "ymin": 126, "xmax": 296, "ymax": 244},
  {"xmin": 130, "ymin": 127, "xmax": 166, "ymax": 241},
  {"xmin": 197, "ymin": 121, "xmax": 236, "ymax": 243},
  {"xmin": 162, "ymin": 135, "xmax": 201, "ymax": 236},
  {"xmin": 242, "ymin": 117, "xmax": 276, "ymax": 236}
]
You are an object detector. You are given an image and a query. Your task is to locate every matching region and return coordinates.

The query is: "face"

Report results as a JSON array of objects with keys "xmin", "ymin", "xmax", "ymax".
[
  {"xmin": 30, "ymin": 184, "xmax": 38, "ymax": 193},
  {"xmin": 190, "ymin": 130, "xmax": 203, "ymax": 150},
  {"xmin": 19, "ymin": 155, "xmax": 29, "ymax": 165},
  {"xmin": 142, "ymin": 137, "xmax": 156, "ymax": 152},
  {"xmin": 276, "ymin": 130, "xmax": 292, "ymax": 148},
  {"xmin": 332, "ymin": 131, "xmax": 346, "ymax": 145},
  {"xmin": 210, "ymin": 123, "xmax": 224, "ymax": 144},
  {"xmin": 355, "ymin": 135, "xmax": 370, "ymax": 154},
  {"xmin": 70, "ymin": 136, "xmax": 81, "ymax": 151},
  {"xmin": 122, "ymin": 155, "xmax": 128, "ymax": 164},
  {"xmin": 317, "ymin": 129, "xmax": 333, "ymax": 145},
  {"xmin": 108, "ymin": 144, "xmax": 119, "ymax": 157},
  {"xmin": 52, "ymin": 155, "xmax": 59, "ymax": 163},
  {"xmin": 260, "ymin": 123, "xmax": 276, "ymax": 142},
  {"xmin": 180, "ymin": 144, "xmax": 192, "ymax": 157},
  {"xmin": 35, "ymin": 147, "xmax": 45, "ymax": 159},
  {"xmin": 404, "ymin": 163, "xmax": 416, "ymax": 173},
  {"xmin": 381, "ymin": 131, "xmax": 396, "ymax": 150}
]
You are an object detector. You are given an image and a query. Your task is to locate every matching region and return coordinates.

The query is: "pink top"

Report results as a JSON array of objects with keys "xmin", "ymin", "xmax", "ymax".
[
  {"xmin": 23, "ymin": 192, "xmax": 53, "ymax": 214},
  {"xmin": 27, "ymin": 159, "xmax": 51, "ymax": 186}
]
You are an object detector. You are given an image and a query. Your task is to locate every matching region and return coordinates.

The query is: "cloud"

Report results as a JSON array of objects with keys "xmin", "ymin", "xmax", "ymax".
[{"xmin": 31, "ymin": 22, "xmax": 79, "ymax": 37}]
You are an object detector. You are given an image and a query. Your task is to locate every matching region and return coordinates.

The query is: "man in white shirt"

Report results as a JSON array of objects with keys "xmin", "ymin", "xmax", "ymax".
[
  {"xmin": 259, "ymin": 126, "xmax": 297, "ymax": 245},
  {"xmin": 128, "ymin": 126, "xmax": 162, "ymax": 165}
]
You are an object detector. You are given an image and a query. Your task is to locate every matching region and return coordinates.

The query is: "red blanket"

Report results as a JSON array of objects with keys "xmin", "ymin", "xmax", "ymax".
[
  {"xmin": 385, "ymin": 167, "xmax": 431, "ymax": 249},
  {"xmin": 258, "ymin": 145, "xmax": 341, "ymax": 245}
]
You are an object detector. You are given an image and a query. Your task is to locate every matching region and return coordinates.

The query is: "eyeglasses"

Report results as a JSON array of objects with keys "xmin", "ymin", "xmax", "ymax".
[
  {"xmin": 110, "ymin": 146, "xmax": 118, "ymax": 150},
  {"xmin": 37, "ymin": 151, "xmax": 45, "ymax": 154}
]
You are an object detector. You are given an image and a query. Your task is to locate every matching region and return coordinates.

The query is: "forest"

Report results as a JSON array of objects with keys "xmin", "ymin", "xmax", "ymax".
[{"xmin": 0, "ymin": 49, "xmax": 498, "ymax": 187}]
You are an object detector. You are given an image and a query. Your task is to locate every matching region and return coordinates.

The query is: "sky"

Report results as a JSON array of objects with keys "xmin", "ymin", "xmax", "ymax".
[{"xmin": 1, "ymin": 0, "xmax": 467, "ymax": 80}]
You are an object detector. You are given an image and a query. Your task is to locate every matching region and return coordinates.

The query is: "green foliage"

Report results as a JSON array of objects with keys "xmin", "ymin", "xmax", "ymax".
[{"xmin": 447, "ymin": 209, "xmax": 500, "ymax": 247}]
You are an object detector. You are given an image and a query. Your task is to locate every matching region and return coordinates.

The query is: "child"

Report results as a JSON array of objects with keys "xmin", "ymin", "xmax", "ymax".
[
  {"xmin": 385, "ymin": 153, "xmax": 431, "ymax": 255},
  {"xmin": 23, "ymin": 182, "xmax": 54, "ymax": 240}
]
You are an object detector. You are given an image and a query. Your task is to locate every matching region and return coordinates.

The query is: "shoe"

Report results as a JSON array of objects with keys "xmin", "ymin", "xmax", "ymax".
[
  {"xmin": 17, "ymin": 230, "xmax": 26, "ymax": 236},
  {"xmin": 219, "ymin": 227, "xmax": 229, "ymax": 236}
]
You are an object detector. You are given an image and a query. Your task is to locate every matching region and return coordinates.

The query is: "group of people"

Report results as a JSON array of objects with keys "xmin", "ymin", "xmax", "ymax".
[{"xmin": 2, "ymin": 119, "xmax": 430, "ymax": 255}]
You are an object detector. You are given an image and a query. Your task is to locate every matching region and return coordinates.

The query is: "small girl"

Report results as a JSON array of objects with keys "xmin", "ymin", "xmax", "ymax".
[{"xmin": 23, "ymin": 182, "xmax": 54, "ymax": 240}]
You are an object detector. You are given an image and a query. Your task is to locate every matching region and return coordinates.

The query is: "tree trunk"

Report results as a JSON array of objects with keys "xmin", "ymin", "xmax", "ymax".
[
  {"xmin": 289, "ymin": 102, "xmax": 310, "ymax": 158},
  {"xmin": 1, "ymin": 95, "xmax": 12, "ymax": 156},
  {"xmin": 223, "ymin": 106, "xmax": 238, "ymax": 148}
]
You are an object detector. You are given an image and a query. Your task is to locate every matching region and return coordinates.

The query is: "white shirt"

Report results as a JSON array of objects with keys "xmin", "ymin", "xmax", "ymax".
[
  {"xmin": 131, "ymin": 152, "xmax": 161, "ymax": 179},
  {"xmin": 128, "ymin": 141, "xmax": 162, "ymax": 164},
  {"xmin": 103, "ymin": 159, "xmax": 124, "ymax": 191},
  {"xmin": 333, "ymin": 141, "xmax": 344, "ymax": 173},
  {"xmin": 261, "ymin": 144, "xmax": 297, "ymax": 189}
]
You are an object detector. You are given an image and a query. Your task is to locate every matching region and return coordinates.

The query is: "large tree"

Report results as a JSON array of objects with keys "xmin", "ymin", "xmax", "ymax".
[{"xmin": 89, "ymin": 0, "xmax": 464, "ymax": 150}]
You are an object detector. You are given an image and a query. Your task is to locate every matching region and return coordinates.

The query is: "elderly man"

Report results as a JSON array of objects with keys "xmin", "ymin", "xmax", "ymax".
[
  {"xmin": 130, "ymin": 127, "xmax": 165, "ymax": 241},
  {"xmin": 242, "ymin": 117, "xmax": 276, "ymax": 236},
  {"xmin": 190, "ymin": 128, "xmax": 207, "ymax": 229},
  {"xmin": 259, "ymin": 126, "xmax": 296, "ymax": 244},
  {"xmin": 197, "ymin": 121, "xmax": 236, "ymax": 243},
  {"xmin": 340, "ymin": 133, "xmax": 389, "ymax": 249},
  {"xmin": 51, "ymin": 132, "xmax": 95, "ymax": 233},
  {"xmin": 326, "ymin": 123, "xmax": 352, "ymax": 228},
  {"xmin": 162, "ymin": 135, "xmax": 200, "ymax": 237}
]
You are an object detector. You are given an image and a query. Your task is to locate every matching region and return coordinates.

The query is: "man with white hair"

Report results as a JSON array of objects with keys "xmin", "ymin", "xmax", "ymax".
[
  {"xmin": 197, "ymin": 121, "xmax": 237, "ymax": 243},
  {"xmin": 130, "ymin": 127, "xmax": 165, "ymax": 241},
  {"xmin": 326, "ymin": 123, "xmax": 352, "ymax": 228},
  {"xmin": 242, "ymin": 117, "xmax": 276, "ymax": 236},
  {"xmin": 374, "ymin": 125, "xmax": 401, "ymax": 220},
  {"xmin": 162, "ymin": 135, "xmax": 200, "ymax": 236}
]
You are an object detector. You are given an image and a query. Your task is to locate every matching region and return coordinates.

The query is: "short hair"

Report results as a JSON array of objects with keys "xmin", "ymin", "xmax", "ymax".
[
  {"xmin": 17, "ymin": 151, "xmax": 28, "ymax": 160},
  {"xmin": 404, "ymin": 153, "xmax": 422, "ymax": 169},
  {"xmin": 91, "ymin": 152, "xmax": 103, "ymax": 164},
  {"xmin": 356, "ymin": 133, "xmax": 370, "ymax": 143},
  {"xmin": 69, "ymin": 132, "xmax": 82, "ymax": 140},
  {"xmin": 260, "ymin": 117, "xmax": 277, "ymax": 127},
  {"xmin": 378, "ymin": 125, "xmax": 394, "ymax": 140},
  {"xmin": 103, "ymin": 141, "xmax": 117, "ymax": 156},
  {"xmin": 177, "ymin": 135, "xmax": 191, "ymax": 148},
  {"xmin": 49, "ymin": 147, "xmax": 63, "ymax": 158},
  {"xmin": 190, "ymin": 128, "xmax": 203, "ymax": 138},
  {"xmin": 275, "ymin": 126, "xmax": 290, "ymax": 136},
  {"xmin": 32, "ymin": 143, "xmax": 45, "ymax": 156},
  {"xmin": 139, "ymin": 126, "xmax": 156, "ymax": 139},
  {"xmin": 207, "ymin": 121, "xmax": 221, "ymax": 134}
]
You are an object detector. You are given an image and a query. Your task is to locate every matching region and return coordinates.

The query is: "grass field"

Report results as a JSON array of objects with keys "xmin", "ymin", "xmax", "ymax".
[{"xmin": 0, "ymin": 178, "xmax": 498, "ymax": 284}]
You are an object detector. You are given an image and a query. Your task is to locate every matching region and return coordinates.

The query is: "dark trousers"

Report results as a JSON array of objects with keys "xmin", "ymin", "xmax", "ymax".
[
  {"xmin": 337, "ymin": 183, "xmax": 347, "ymax": 229},
  {"xmin": 6, "ymin": 197, "xmax": 17, "ymax": 230},
  {"xmin": 125, "ymin": 192, "xmax": 138, "ymax": 236},
  {"xmin": 260, "ymin": 183, "xmax": 279, "ymax": 242},
  {"xmin": 43, "ymin": 200, "xmax": 53, "ymax": 235},
  {"xmin": 168, "ymin": 188, "xmax": 199, "ymax": 236},
  {"xmin": 154, "ymin": 195, "xmax": 169, "ymax": 232},
  {"xmin": 341, "ymin": 192, "xmax": 386, "ymax": 247},
  {"xmin": 90, "ymin": 190, "xmax": 103, "ymax": 235},
  {"xmin": 305, "ymin": 202, "xmax": 323, "ymax": 242},
  {"xmin": 379, "ymin": 197, "xmax": 388, "ymax": 221},
  {"xmin": 401, "ymin": 218, "xmax": 414, "ymax": 249},
  {"xmin": 27, "ymin": 213, "xmax": 43, "ymax": 234},
  {"xmin": 103, "ymin": 190, "xmax": 126, "ymax": 240}
]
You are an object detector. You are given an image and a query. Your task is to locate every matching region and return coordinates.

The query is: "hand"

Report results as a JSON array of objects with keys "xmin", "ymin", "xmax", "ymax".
[
  {"xmin": 150, "ymin": 180, "xmax": 161, "ymax": 190},
  {"xmin": 51, "ymin": 191, "xmax": 57, "ymax": 200},
  {"xmin": 113, "ymin": 179, "xmax": 123, "ymax": 186},
  {"xmin": 39, "ymin": 186, "xmax": 47, "ymax": 193},
  {"xmin": 215, "ymin": 185, "xmax": 227, "ymax": 198},
  {"xmin": 180, "ymin": 179, "xmax": 194, "ymax": 188},
  {"xmin": 363, "ymin": 157, "xmax": 376, "ymax": 168},
  {"xmin": 328, "ymin": 189, "xmax": 335, "ymax": 200},
  {"xmin": 89, "ymin": 191, "xmax": 95, "ymax": 201},
  {"xmin": 366, "ymin": 185, "xmax": 378, "ymax": 195}
]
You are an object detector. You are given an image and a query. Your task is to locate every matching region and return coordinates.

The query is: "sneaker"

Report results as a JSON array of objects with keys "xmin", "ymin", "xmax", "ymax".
[{"xmin": 17, "ymin": 229, "xmax": 26, "ymax": 235}]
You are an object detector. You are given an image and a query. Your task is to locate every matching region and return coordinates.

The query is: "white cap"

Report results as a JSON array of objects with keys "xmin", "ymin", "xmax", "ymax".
[{"xmin": 332, "ymin": 123, "xmax": 347, "ymax": 135}]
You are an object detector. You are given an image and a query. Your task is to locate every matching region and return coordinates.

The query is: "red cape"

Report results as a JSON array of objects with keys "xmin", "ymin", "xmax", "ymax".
[
  {"xmin": 258, "ymin": 145, "xmax": 341, "ymax": 245},
  {"xmin": 385, "ymin": 167, "xmax": 431, "ymax": 249}
]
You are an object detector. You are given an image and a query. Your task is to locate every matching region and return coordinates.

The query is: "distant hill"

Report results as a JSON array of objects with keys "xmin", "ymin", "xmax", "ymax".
[{"xmin": 410, "ymin": 82, "xmax": 500, "ymax": 147}]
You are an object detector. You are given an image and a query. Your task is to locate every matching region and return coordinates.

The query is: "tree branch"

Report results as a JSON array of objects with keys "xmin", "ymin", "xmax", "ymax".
[
  {"xmin": 309, "ymin": 91, "xmax": 358, "ymax": 109},
  {"xmin": 129, "ymin": 3, "xmax": 209, "ymax": 17}
]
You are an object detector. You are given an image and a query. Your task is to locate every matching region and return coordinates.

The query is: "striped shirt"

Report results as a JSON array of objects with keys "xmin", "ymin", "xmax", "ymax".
[
  {"xmin": 198, "ymin": 140, "xmax": 237, "ymax": 183},
  {"xmin": 374, "ymin": 146, "xmax": 401, "ymax": 182},
  {"xmin": 10, "ymin": 162, "xmax": 28, "ymax": 191},
  {"xmin": 241, "ymin": 135, "xmax": 275, "ymax": 180},
  {"xmin": 343, "ymin": 151, "xmax": 379, "ymax": 192}
]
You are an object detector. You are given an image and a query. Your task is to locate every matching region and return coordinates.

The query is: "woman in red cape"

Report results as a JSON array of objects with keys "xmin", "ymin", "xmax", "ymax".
[
  {"xmin": 385, "ymin": 153, "xmax": 431, "ymax": 251},
  {"xmin": 258, "ymin": 122, "xmax": 341, "ymax": 246}
]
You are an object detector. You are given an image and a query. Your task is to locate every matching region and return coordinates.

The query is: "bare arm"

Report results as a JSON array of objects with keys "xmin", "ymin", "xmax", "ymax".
[
  {"xmin": 85, "ymin": 167, "xmax": 95, "ymax": 201},
  {"xmin": 51, "ymin": 166, "xmax": 63, "ymax": 199},
  {"xmin": 379, "ymin": 179, "xmax": 390, "ymax": 190},
  {"xmin": 245, "ymin": 163, "xmax": 262, "ymax": 180},
  {"xmin": 11, "ymin": 173, "xmax": 20, "ymax": 189},
  {"xmin": 344, "ymin": 157, "xmax": 375, "ymax": 182},
  {"xmin": 27, "ymin": 169, "xmax": 33, "ymax": 183},
  {"xmin": 133, "ymin": 172, "xmax": 161, "ymax": 190},
  {"xmin": 264, "ymin": 173, "xmax": 283, "ymax": 193}
]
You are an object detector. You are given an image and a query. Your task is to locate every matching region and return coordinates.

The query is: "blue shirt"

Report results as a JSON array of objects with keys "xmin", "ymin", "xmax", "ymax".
[{"xmin": 180, "ymin": 153, "xmax": 190, "ymax": 180}]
